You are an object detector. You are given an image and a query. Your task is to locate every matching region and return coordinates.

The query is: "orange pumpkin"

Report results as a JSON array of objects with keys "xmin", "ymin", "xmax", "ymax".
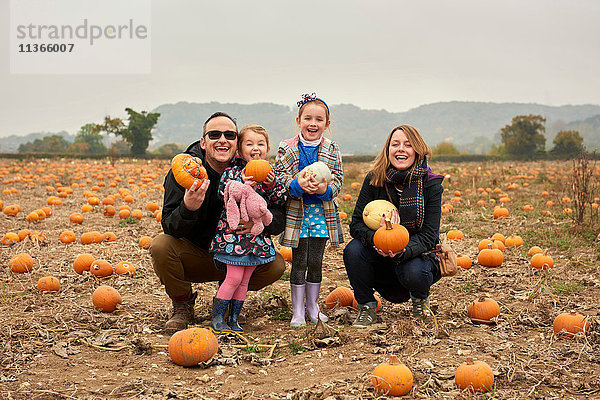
[
  {"xmin": 325, "ymin": 287, "xmax": 355, "ymax": 310},
  {"xmin": 244, "ymin": 158, "xmax": 272, "ymax": 183},
  {"xmin": 530, "ymin": 251, "xmax": 554, "ymax": 270},
  {"xmin": 73, "ymin": 253, "xmax": 95, "ymax": 274},
  {"xmin": 527, "ymin": 246, "xmax": 543, "ymax": 257},
  {"xmin": 467, "ymin": 297, "xmax": 500, "ymax": 324},
  {"xmin": 168, "ymin": 327, "xmax": 219, "ymax": 366},
  {"xmin": 343, "ymin": 194, "xmax": 352, "ymax": 201},
  {"xmin": 505, "ymin": 235, "xmax": 523, "ymax": 248},
  {"xmin": 131, "ymin": 209, "xmax": 143, "ymax": 220},
  {"xmin": 372, "ymin": 355, "xmax": 413, "ymax": 396},
  {"xmin": 477, "ymin": 244, "xmax": 503, "ymax": 267},
  {"xmin": 17, "ymin": 229, "xmax": 31, "ymax": 241},
  {"xmin": 8, "ymin": 253, "xmax": 34, "ymax": 273},
  {"xmin": 115, "ymin": 261, "xmax": 136, "ymax": 275},
  {"xmin": 455, "ymin": 357, "xmax": 494, "ymax": 392},
  {"xmin": 92, "ymin": 285, "xmax": 122, "ymax": 312},
  {"xmin": 103, "ymin": 232, "xmax": 117, "ymax": 242},
  {"xmin": 90, "ymin": 259, "xmax": 113, "ymax": 278},
  {"xmin": 70, "ymin": 213, "xmax": 84, "ymax": 224},
  {"xmin": 3, "ymin": 204, "xmax": 21, "ymax": 216},
  {"xmin": 37, "ymin": 276, "xmax": 60, "ymax": 292},
  {"xmin": 456, "ymin": 255, "xmax": 472, "ymax": 269},
  {"xmin": 171, "ymin": 153, "xmax": 207, "ymax": 189},
  {"xmin": 446, "ymin": 229, "xmax": 465, "ymax": 240},
  {"xmin": 490, "ymin": 233, "xmax": 505, "ymax": 244},
  {"xmin": 553, "ymin": 311, "xmax": 589, "ymax": 337},
  {"xmin": 139, "ymin": 236, "xmax": 153, "ymax": 249},
  {"xmin": 118, "ymin": 209, "xmax": 131, "ymax": 219},
  {"xmin": 279, "ymin": 246, "xmax": 293, "ymax": 262},
  {"xmin": 492, "ymin": 207, "xmax": 509, "ymax": 219},
  {"xmin": 477, "ymin": 239, "xmax": 498, "ymax": 251},
  {"xmin": 145, "ymin": 201, "xmax": 160, "ymax": 212},
  {"xmin": 2, "ymin": 232, "xmax": 20, "ymax": 246},
  {"xmin": 104, "ymin": 205, "xmax": 116, "ymax": 216},
  {"xmin": 373, "ymin": 219, "xmax": 409, "ymax": 254},
  {"xmin": 81, "ymin": 231, "xmax": 103, "ymax": 245},
  {"xmin": 59, "ymin": 230, "xmax": 77, "ymax": 244}
]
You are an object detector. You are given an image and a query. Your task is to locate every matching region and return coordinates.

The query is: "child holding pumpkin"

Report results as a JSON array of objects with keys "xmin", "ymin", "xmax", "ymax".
[
  {"xmin": 209, "ymin": 125, "xmax": 287, "ymax": 333},
  {"xmin": 274, "ymin": 93, "xmax": 344, "ymax": 327},
  {"xmin": 343, "ymin": 125, "xmax": 444, "ymax": 326}
]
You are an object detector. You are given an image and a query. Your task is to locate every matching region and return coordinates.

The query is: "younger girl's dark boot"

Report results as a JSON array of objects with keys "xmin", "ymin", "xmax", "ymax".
[
  {"xmin": 210, "ymin": 297, "xmax": 232, "ymax": 334},
  {"xmin": 228, "ymin": 299, "xmax": 244, "ymax": 332}
]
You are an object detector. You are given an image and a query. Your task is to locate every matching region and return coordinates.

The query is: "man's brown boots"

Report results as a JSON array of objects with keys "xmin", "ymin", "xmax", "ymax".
[{"xmin": 165, "ymin": 291, "xmax": 197, "ymax": 332}]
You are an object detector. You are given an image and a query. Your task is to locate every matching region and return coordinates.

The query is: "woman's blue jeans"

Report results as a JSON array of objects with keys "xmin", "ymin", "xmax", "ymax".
[{"xmin": 343, "ymin": 239, "xmax": 441, "ymax": 305}]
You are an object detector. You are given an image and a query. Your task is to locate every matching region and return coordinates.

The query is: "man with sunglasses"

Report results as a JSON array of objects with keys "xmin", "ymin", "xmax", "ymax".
[{"xmin": 150, "ymin": 112, "xmax": 286, "ymax": 332}]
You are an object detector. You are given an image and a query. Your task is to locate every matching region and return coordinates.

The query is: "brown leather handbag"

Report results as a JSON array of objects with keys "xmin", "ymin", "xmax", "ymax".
[{"xmin": 432, "ymin": 242, "xmax": 458, "ymax": 277}]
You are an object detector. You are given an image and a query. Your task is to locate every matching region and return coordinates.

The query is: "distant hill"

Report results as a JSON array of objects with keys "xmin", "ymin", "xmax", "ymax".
[
  {"xmin": 0, "ymin": 131, "xmax": 74, "ymax": 153},
  {"xmin": 3, "ymin": 101, "xmax": 600, "ymax": 154},
  {"xmin": 151, "ymin": 101, "xmax": 600, "ymax": 155}
]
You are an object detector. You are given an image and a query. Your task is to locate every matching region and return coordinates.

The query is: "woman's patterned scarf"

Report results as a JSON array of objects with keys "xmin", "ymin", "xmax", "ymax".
[{"xmin": 385, "ymin": 158, "xmax": 429, "ymax": 230}]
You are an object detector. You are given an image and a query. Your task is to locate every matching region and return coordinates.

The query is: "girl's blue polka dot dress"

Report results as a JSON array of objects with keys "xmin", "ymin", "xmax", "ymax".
[{"xmin": 299, "ymin": 203, "xmax": 328, "ymax": 238}]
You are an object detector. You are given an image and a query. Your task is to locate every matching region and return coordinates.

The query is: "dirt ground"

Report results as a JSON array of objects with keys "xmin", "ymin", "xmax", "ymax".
[{"xmin": 1, "ymin": 159, "xmax": 599, "ymax": 399}]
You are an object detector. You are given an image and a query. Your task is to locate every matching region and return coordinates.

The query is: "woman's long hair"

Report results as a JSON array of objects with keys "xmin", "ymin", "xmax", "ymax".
[{"xmin": 369, "ymin": 125, "xmax": 432, "ymax": 187}]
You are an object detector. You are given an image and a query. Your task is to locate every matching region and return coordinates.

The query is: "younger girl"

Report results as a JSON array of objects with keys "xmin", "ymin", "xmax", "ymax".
[
  {"xmin": 209, "ymin": 125, "xmax": 286, "ymax": 333},
  {"xmin": 275, "ymin": 93, "xmax": 344, "ymax": 327}
]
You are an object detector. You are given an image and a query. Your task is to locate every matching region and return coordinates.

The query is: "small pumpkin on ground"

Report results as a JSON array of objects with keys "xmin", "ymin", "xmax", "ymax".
[
  {"xmin": 372, "ymin": 355, "xmax": 413, "ymax": 396},
  {"xmin": 279, "ymin": 246, "xmax": 293, "ymax": 262},
  {"xmin": 477, "ymin": 244, "xmax": 503, "ymax": 267},
  {"xmin": 467, "ymin": 297, "xmax": 500, "ymax": 325},
  {"xmin": 92, "ymin": 285, "xmax": 122, "ymax": 312},
  {"xmin": 168, "ymin": 327, "xmax": 219, "ymax": 367},
  {"xmin": 139, "ymin": 236, "xmax": 153, "ymax": 249},
  {"xmin": 456, "ymin": 255, "xmax": 472, "ymax": 269},
  {"xmin": 455, "ymin": 357, "xmax": 494, "ymax": 392},
  {"xmin": 59, "ymin": 230, "xmax": 76, "ymax": 244},
  {"xmin": 553, "ymin": 311, "xmax": 589, "ymax": 337},
  {"xmin": 446, "ymin": 229, "xmax": 465, "ymax": 240},
  {"xmin": 73, "ymin": 253, "xmax": 95, "ymax": 274},
  {"xmin": 530, "ymin": 251, "xmax": 554, "ymax": 270},
  {"xmin": 90, "ymin": 259, "xmax": 113, "ymax": 278},
  {"xmin": 8, "ymin": 253, "xmax": 34, "ymax": 273},
  {"xmin": 325, "ymin": 287, "xmax": 355, "ymax": 310},
  {"xmin": 115, "ymin": 261, "xmax": 136, "ymax": 275},
  {"xmin": 37, "ymin": 276, "xmax": 60, "ymax": 292}
]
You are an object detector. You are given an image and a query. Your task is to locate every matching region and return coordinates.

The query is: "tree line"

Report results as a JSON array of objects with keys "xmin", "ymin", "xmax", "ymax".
[
  {"xmin": 18, "ymin": 108, "xmax": 166, "ymax": 157},
  {"xmin": 432, "ymin": 115, "xmax": 587, "ymax": 159},
  {"xmin": 18, "ymin": 110, "xmax": 587, "ymax": 160}
]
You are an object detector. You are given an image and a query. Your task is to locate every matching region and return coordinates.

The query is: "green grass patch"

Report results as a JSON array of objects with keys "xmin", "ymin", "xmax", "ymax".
[
  {"xmin": 287, "ymin": 338, "xmax": 306, "ymax": 355},
  {"xmin": 548, "ymin": 280, "xmax": 584, "ymax": 295}
]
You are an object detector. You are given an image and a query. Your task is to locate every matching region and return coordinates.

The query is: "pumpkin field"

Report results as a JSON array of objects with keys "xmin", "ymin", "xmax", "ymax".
[{"xmin": 1, "ymin": 157, "xmax": 599, "ymax": 399}]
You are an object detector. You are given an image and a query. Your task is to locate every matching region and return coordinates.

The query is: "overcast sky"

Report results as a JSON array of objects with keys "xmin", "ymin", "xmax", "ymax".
[{"xmin": 1, "ymin": 0, "xmax": 599, "ymax": 138}]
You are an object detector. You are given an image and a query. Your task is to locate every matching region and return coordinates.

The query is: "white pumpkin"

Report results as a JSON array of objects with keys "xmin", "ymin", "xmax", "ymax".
[
  {"xmin": 362, "ymin": 200, "xmax": 399, "ymax": 230},
  {"xmin": 301, "ymin": 161, "xmax": 332, "ymax": 184}
]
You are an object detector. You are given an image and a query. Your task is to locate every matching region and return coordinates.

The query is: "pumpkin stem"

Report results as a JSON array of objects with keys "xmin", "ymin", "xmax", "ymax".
[
  {"xmin": 388, "ymin": 355, "xmax": 399, "ymax": 365},
  {"xmin": 466, "ymin": 357, "xmax": 474, "ymax": 364},
  {"xmin": 487, "ymin": 243, "xmax": 493, "ymax": 249},
  {"xmin": 478, "ymin": 296, "xmax": 486, "ymax": 303},
  {"xmin": 384, "ymin": 218, "xmax": 393, "ymax": 230}
]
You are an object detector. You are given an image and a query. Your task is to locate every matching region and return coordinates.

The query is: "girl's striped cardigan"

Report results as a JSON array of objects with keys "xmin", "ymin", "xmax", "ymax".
[{"xmin": 274, "ymin": 135, "xmax": 344, "ymax": 248}]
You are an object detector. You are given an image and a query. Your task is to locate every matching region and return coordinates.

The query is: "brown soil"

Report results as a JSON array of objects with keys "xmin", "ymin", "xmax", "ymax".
[{"xmin": 1, "ymin": 159, "xmax": 599, "ymax": 399}]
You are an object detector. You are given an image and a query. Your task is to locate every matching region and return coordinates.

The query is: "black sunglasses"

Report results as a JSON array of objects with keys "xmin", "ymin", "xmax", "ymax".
[{"xmin": 204, "ymin": 130, "xmax": 237, "ymax": 140}]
